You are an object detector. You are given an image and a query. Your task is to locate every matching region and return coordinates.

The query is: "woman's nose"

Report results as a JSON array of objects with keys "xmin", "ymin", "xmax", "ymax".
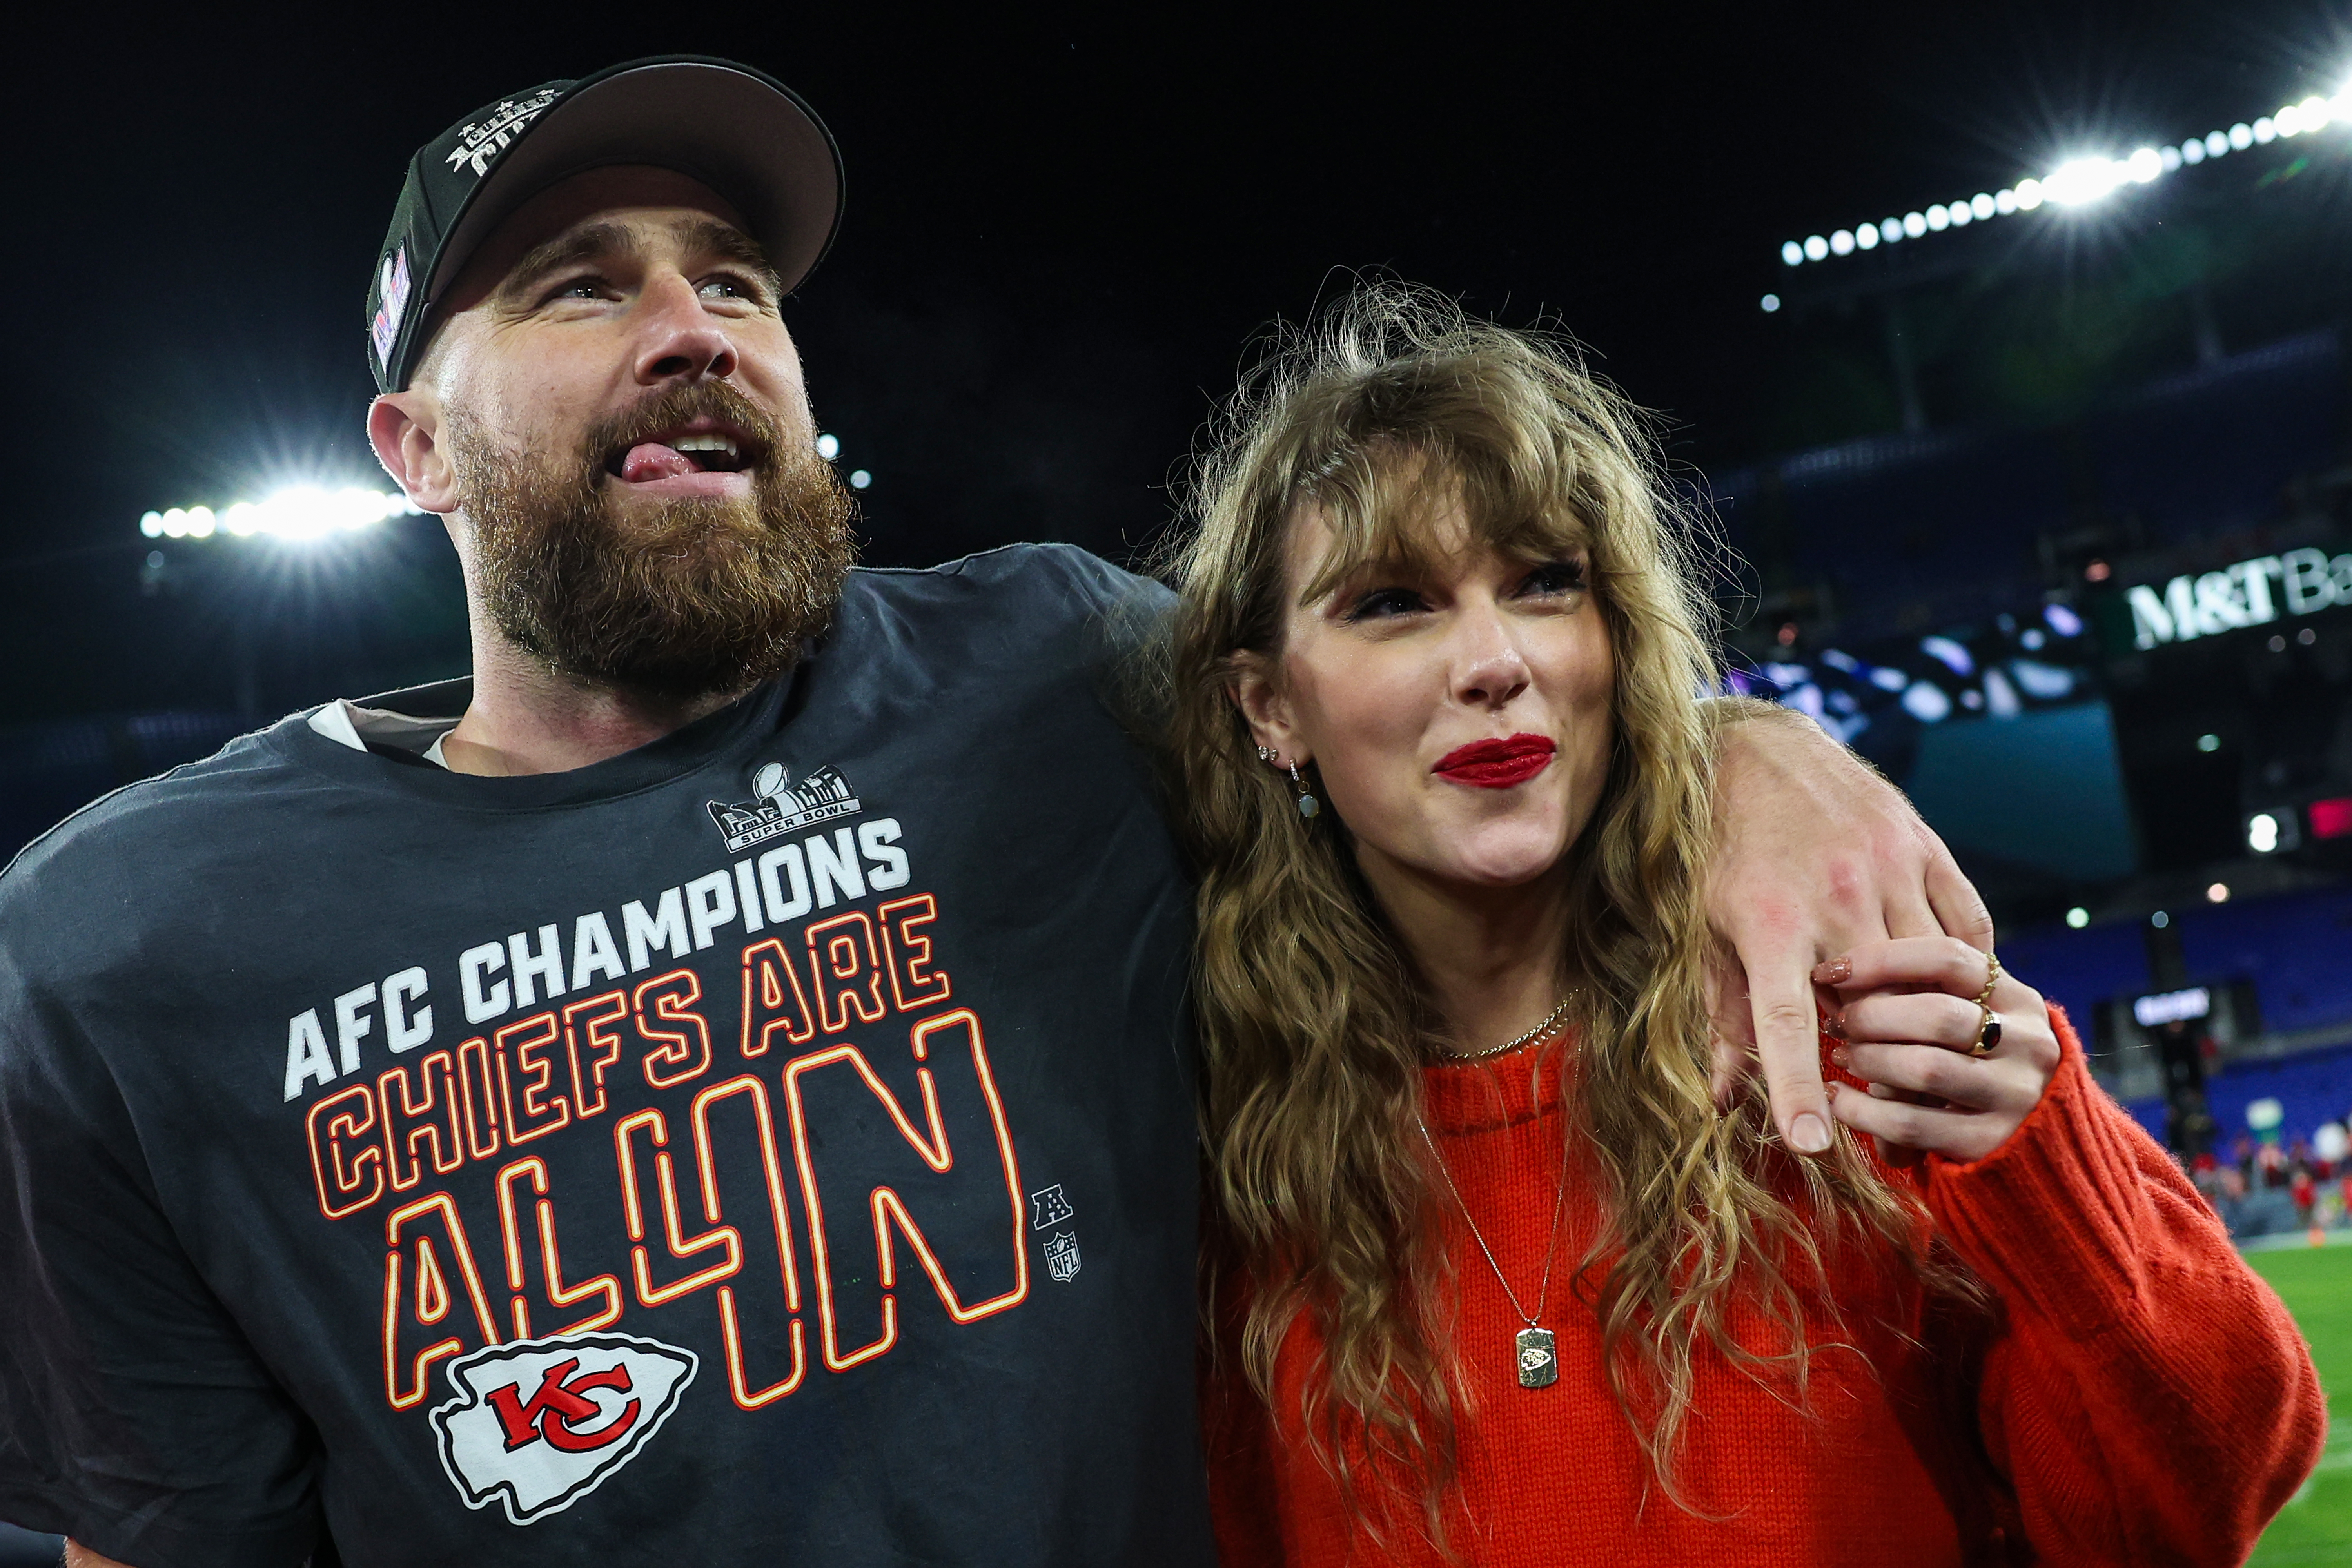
[{"xmin": 1453, "ymin": 615, "xmax": 1531, "ymax": 708}]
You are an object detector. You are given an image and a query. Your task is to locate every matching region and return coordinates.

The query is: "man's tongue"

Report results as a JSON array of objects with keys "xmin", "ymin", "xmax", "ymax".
[{"xmin": 620, "ymin": 442, "xmax": 697, "ymax": 482}]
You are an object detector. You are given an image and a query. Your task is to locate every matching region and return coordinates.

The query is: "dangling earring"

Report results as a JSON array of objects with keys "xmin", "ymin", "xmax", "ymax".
[{"xmin": 1289, "ymin": 761, "xmax": 1321, "ymax": 820}]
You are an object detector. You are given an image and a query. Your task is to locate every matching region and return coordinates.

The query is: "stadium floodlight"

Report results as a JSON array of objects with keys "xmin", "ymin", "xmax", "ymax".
[
  {"xmin": 815, "ymin": 432, "xmax": 841, "ymax": 459},
  {"xmin": 1773, "ymin": 75, "xmax": 2351, "ymax": 271},
  {"xmin": 140, "ymin": 486, "xmax": 420, "ymax": 543},
  {"xmin": 2065, "ymin": 906, "xmax": 2089, "ymax": 928},
  {"xmin": 849, "ymin": 470, "xmax": 872, "ymax": 490},
  {"xmin": 1759, "ymin": 293, "xmax": 1782, "ymax": 313}
]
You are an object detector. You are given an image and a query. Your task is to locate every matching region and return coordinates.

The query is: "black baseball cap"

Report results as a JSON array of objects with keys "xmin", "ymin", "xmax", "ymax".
[{"xmin": 365, "ymin": 56, "xmax": 843, "ymax": 394}]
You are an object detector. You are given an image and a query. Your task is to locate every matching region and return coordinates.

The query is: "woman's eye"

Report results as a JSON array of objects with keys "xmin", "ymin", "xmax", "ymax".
[
  {"xmin": 1345, "ymin": 587, "xmax": 1426, "ymax": 621},
  {"xmin": 1519, "ymin": 561, "xmax": 1588, "ymax": 597}
]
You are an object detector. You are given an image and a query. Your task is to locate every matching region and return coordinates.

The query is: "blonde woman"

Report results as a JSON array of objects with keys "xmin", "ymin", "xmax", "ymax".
[{"xmin": 1171, "ymin": 285, "xmax": 2320, "ymax": 1564}]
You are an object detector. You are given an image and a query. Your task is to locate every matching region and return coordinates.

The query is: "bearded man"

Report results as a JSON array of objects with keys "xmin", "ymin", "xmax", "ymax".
[{"xmin": 0, "ymin": 57, "xmax": 1991, "ymax": 1568}]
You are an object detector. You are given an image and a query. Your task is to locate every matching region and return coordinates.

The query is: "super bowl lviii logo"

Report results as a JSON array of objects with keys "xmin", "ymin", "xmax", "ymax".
[
  {"xmin": 707, "ymin": 761, "xmax": 861, "ymax": 854},
  {"xmin": 432, "ymin": 1334, "xmax": 697, "ymax": 1524}
]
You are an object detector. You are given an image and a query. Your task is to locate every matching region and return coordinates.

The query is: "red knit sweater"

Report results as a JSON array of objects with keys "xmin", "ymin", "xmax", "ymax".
[{"xmin": 1203, "ymin": 1013, "xmax": 2323, "ymax": 1565}]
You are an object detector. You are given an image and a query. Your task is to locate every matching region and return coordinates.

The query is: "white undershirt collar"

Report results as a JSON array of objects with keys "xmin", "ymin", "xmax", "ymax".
[{"xmin": 307, "ymin": 699, "xmax": 463, "ymax": 769}]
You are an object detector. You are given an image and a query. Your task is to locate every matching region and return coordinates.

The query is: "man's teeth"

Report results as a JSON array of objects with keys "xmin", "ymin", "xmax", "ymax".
[{"xmin": 670, "ymin": 433, "xmax": 741, "ymax": 461}]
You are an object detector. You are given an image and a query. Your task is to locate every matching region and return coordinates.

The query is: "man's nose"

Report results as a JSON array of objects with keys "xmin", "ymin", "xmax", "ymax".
[
  {"xmin": 1453, "ymin": 606, "xmax": 1532, "ymax": 708},
  {"xmin": 632, "ymin": 272, "xmax": 739, "ymax": 385}
]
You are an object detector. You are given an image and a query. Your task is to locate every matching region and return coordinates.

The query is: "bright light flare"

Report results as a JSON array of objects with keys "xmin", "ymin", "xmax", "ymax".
[
  {"xmin": 2043, "ymin": 156, "xmax": 2125, "ymax": 206},
  {"xmin": 141, "ymin": 486, "xmax": 420, "ymax": 542}
]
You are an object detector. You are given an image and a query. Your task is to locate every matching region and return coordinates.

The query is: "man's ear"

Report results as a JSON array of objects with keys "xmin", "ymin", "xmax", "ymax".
[
  {"xmin": 1228, "ymin": 651, "xmax": 1308, "ymax": 768},
  {"xmin": 367, "ymin": 389, "xmax": 459, "ymax": 516}
]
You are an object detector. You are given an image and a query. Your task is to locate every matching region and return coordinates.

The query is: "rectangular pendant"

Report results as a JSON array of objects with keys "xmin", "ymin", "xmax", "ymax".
[{"xmin": 1515, "ymin": 1327, "xmax": 1559, "ymax": 1388}]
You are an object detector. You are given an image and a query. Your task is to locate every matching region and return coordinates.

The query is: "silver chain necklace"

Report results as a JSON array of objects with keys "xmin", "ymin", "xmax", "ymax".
[{"xmin": 1416, "ymin": 1062, "xmax": 1575, "ymax": 1390}]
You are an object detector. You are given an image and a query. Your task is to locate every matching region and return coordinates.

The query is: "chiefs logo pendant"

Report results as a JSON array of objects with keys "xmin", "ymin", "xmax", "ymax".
[{"xmin": 431, "ymin": 1334, "xmax": 698, "ymax": 1524}]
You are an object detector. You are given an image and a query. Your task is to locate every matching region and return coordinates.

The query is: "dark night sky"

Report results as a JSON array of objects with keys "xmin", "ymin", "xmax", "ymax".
[{"xmin": 2, "ymin": 1, "xmax": 2345, "ymax": 720}]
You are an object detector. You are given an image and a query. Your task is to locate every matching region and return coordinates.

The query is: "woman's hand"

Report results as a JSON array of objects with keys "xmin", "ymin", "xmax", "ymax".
[{"xmin": 1813, "ymin": 936, "xmax": 2061, "ymax": 1165}]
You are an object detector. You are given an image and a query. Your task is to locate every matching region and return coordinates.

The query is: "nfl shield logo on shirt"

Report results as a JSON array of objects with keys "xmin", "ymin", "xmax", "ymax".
[{"xmin": 430, "ymin": 1333, "xmax": 697, "ymax": 1524}]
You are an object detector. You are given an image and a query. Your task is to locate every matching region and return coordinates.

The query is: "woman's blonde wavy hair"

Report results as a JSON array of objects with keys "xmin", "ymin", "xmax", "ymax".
[{"xmin": 1166, "ymin": 282, "xmax": 1963, "ymax": 1528}]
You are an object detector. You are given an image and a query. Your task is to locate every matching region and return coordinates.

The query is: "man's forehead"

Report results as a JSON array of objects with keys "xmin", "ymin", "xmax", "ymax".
[{"xmin": 453, "ymin": 165, "xmax": 757, "ymax": 303}]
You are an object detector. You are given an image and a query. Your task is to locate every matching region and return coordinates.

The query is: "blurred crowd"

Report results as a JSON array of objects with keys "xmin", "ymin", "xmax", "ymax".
[{"xmin": 2186, "ymin": 1121, "xmax": 2352, "ymax": 1239}]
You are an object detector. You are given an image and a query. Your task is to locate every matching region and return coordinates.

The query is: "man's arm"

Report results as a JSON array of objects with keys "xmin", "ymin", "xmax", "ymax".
[
  {"xmin": 1703, "ymin": 698, "xmax": 1993, "ymax": 1153},
  {"xmin": 68, "ymin": 1543, "xmax": 134, "ymax": 1568}
]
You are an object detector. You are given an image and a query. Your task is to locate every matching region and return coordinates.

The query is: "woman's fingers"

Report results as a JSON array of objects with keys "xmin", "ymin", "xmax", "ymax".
[
  {"xmin": 1837, "ymin": 1041, "xmax": 2017, "ymax": 1112},
  {"xmin": 1837, "ymin": 991, "xmax": 1986, "ymax": 1054},
  {"xmin": 1816, "ymin": 934, "xmax": 1998, "ymax": 999},
  {"xmin": 1829, "ymin": 1080, "xmax": 2010, "ymax": 1164}
]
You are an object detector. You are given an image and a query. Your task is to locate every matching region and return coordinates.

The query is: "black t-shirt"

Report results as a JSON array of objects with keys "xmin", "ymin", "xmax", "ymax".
[{"xmin": 0, "ymin": 545, "xmax": 1213, "ymax": 1568}]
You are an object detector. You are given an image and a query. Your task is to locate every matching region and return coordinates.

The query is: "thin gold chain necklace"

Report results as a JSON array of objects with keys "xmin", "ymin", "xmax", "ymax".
[{"xmin": 1416, "ymin": 1054, "xmax": 1575, "ymax": 1389}]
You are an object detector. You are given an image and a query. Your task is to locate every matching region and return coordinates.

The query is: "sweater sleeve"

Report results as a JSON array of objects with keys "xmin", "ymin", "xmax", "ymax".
[{"xmin": 1922, "ymin": 1007, "xmax": 2324, "ymax": 1564}]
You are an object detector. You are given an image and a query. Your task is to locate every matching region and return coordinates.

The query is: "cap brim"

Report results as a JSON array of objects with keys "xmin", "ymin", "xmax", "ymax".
[{"xmin": 424, "ymin": 57, "xmax": 843, "ymax": 311}]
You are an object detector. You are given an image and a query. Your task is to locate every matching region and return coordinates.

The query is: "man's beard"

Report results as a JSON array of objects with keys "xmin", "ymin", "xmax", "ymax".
[{"xmin": 450, "ymin": 381, "xmax": 857, "ymax": 701}]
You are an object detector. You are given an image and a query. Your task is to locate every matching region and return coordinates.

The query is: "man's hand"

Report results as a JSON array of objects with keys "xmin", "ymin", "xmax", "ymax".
[
  {"xmin": 1703, "ymin": 700, "xmax": 1993, "ymax": 1154},
  {"xmin": 67, "ymin": 1543, "xmax": 137, "ymax": 1568}
]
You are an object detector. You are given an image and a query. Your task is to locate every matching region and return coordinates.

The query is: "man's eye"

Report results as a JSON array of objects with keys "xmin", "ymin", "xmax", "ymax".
[
  {"xmin": 1519, "ymin": 561, "xmax": 1588, "ymax": 597},
  {"xmin": 1345, "ymin": 587, "xmax": 1426, "ymax": 621},
  {"xmin": 545, "ymin": 278, "xmax": 605, "ymax": 303},
  {"xmin": 699, "ymin": 275, "xmax": 764, "ymax": 302}
]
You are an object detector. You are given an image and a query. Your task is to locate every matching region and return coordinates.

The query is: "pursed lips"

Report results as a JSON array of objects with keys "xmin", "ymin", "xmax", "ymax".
[{"xmin": 1432, "ymin": 733, "xmax": 1556, "ymax": 789}]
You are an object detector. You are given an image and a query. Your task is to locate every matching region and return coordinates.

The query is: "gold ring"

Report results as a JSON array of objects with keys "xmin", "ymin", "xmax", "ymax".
[
  {"xmin": 1969, "ymin": 1005, "xmax": 2002, "ymax": 1057},
  {"xmin": 1973, "ymin": 951, "xmax": 2002, "ymax": 1010}
]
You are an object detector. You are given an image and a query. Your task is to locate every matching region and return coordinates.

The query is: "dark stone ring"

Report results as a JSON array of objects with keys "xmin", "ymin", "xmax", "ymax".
[{"xmin": 1969, "ymin": 1007, "xmax": 2002, "ymax": 1057}]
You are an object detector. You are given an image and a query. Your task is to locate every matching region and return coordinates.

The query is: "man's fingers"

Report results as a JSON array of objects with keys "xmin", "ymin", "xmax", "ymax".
[
  {"xmin": 1879, "ymin": 879, "xmax": 1943, "ymax": 943},
  {"xmin": 1922, "ymin": 835, "xmax": 1995, "ymax": 953},
  {"xmin": 1746, "ymin": 967, "xmax": 1833, "ymax": 1154},
  {"xmin": 1708, "ymin": 1031, "xmax": 1748, "ymax": 1111},
  {"xmin": 1704, "ymin": 945, "xmax": 1758, "ymax": 1110}
]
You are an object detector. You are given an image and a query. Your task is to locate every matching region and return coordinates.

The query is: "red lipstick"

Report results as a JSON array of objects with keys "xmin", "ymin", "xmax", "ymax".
[{"xmin": 1433, "ymin": 733, "xmax": 1556, "ymax": 789}]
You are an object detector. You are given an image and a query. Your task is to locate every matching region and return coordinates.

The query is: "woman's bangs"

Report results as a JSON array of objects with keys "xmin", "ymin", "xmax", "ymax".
[{"xmin": 1292, "ymin": 443, "xmax": 1592, "ymax": 605}]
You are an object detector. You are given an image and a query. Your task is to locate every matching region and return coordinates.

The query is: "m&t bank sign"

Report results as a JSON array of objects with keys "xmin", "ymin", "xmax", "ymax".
[{"xmin": 2127, "ymin": 546, "xmax": 2352, "ymax": 649}]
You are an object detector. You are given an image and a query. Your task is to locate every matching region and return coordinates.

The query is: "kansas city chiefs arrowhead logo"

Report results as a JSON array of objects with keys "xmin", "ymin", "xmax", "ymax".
[{"xmin": 431, "ymin": 1333, "xmax": 697, "ymax": 1524}]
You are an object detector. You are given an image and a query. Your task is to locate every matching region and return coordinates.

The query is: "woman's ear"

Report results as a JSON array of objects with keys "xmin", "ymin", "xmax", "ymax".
[{"xmin": 1227, "ymin": 652, "xmax": 1307, "ymax": 767}]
